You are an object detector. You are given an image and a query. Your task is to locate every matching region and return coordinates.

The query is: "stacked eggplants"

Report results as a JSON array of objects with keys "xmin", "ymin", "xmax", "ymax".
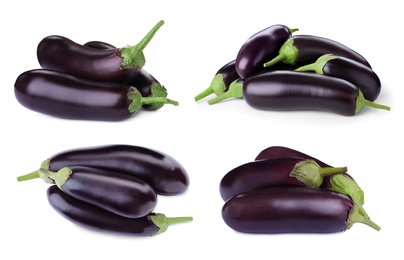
[
  {"xmin": 195, "ymin": 24, "xmax": 390, "ymax": 116},
  {"xmin": 220, "ymin": 146, "xmax": 381, "ymax": 234},
  {"xmin": 17, "ymin": 144, "xmax": 192, "ymax": 236},
  {"xmin": 14, "ymin": 20, "xmax": 179, "ymax": 121}
]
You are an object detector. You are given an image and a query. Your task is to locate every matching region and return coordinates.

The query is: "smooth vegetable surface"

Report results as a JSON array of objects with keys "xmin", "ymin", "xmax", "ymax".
[
  {"xmin": 222, "ymin": 187, "xmax": 380, "ymax": 234},
  {"xmin": 36, "ymin": 144, "xmax": 189, "ymax": 195},
  {"xmin": 242, "ymin": 71, "xmax": 390, "ymax": 115},
  {"xmin": 37, "ymin": 20, "xmax": 164, "ymax": 83},
  {"xmin": 263, "ymin": 35, "xmax": 371, "ymax": 68},
  {"xmin": 295, "ymin": 54, "xmax": 381, "ymax": 101},
  {"xmin": 219, "ymin": 157, "xmax": 347, "ymax": 201},
  {"xmin": 14, "ymin": 69, "xmax": 178, "ymax": 121},
  {"xmin": 235, "ymin": 24, "xmax": 297, "ymax": 79},
  {"xmin": 18, "ymin": 166, "xmax": 158, "ymax": 218},
  {"xmin": 47, "ymin": 185, "xmax": 192, "ymax": 236}
]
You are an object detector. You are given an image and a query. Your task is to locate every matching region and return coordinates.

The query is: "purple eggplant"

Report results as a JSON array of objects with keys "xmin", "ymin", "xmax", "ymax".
[
  {"xmin": 27, "ymin": 144, "xmax": 189, "ymax": 196},
  {"xmin": 219, "ymin": 157, "xmax": 347, "ymax": 201},
  {"xmin": 241, "ymin": 70, "xmax": 389, "ymax": 115},
  {"xmin": 14, "ymin": 69, "xmax": 178, "ymax": 121},
  {"xmin": 37, "ymin": 20, "xmax": 164, "ymax": 83},
  {"xmin": 222, "ymin": 187, "xmax": 380, "ymax": 234},
  {"xmin": 18, "ymin": 166, "xmax": 157, "ymax": 218},
  {"xmin": 263, "ymin": 34, "xmax": 371, "ymax": 69},
  {"xmin": 47, "ymin": 185, "xmax": 192, "ymax": 236},
  {"xmin": 295, "ymin": 54, "xmax": 381, "ymax": 101},
  {"xmin": 83, "ymin": 40, "xmax": 169, "ymax": 111},
  {"xmin": 194, "ymin": 60, "xmax": 239, "ymax": 102},
  {"xmin": 235, "ymin": 24, "xmax": 298, "ymax": 79}
]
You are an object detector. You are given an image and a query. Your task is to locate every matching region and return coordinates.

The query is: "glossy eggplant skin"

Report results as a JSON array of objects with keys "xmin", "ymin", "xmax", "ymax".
[
  {"xmin": 58, "ymin": 166, "xmax": 157, "ymax": 218},
  {"xmin": 37, "ymin": 35, "xmax": 138, "ymax": 83},
  {"xmin": 216, "ymin": 60, "xmax": 240, "ymax": 92},
  {"xmin": 236, "ymin": 24, "xmax": 295, "ymax": 79},
  {"xmin": 83, "ymin": 40, "xmax": 115, "ymax": 49},
  {"xmin": 222, "ymin": 187, "xmax": 353, "ymax": 234},
  {"xmin": 44, "ymin": 144, "xmax": 189, "ymax": 196},
  {"xmin": 47, "ymin": 185, "xmax": 160, "ymax": 236},
  {"xmin": 243, "ymin": 70, "xmax": 358, "ymax": 116},
  {"xmin": 220, "ymin": 157, "xmax": 307, "ymax": 201},
  {"xmin": 14, "ymin": 69, "xmax": 136, "ymax": 121},
  {"xmin": 323, "ymin": 56, "xmax": 380, "ymax": 101}
]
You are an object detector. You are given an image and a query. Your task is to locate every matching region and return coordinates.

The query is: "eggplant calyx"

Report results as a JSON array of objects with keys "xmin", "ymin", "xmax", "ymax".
[
  {"xmin": 144, "ymin": 82, "xmax": 169, "ymax": 111},
  {"xmin": 290, "ymin": 160, "xmax": 347, "ymax": 188},
  {"xmin": 330, "ymin": 174, "xmax": 365, "ymax": 205},
  {"xmin": 263, "ymin": 39, "xmax": 298, "ymax": 67},
  {"xmin": 345, "ymin": 202, "xmax": 381, "ymax": 231},
  {"xmin": 151, "ymin": 213, "xmax": 193, "ymax": 236},
  {"xmin": 120, "ymin": 20, "xmax": 164, "ymax": 69},
  {"xmin": 355, "ymin": 90, "xmax": 390, "ymax": 115},
  {"xmin": 194, "ymin": 74, "xmax": 227, "ymax": 102},
  {"xmin": 208, "ymin": 79, "xmax": 243, "ymax": 105},
  {"xmin": 127, "ymin": 87, "xmax": 178, "ymax": 115},
  {"xmin": 295, "ymin": 54, "xmax": 338, "ymax": 74}
]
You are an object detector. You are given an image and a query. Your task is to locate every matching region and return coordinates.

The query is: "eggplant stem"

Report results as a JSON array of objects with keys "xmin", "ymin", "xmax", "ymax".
[
  {"xmin": 120, "ymin": 20, "xmax": 164, "ymax": 69},
  {"xmin": 151, "ymin": 213, "xmax": 193, "ymax": 236},
  {"xmin": 319, "ymin": 166, "xmax": 348, "ymax": 177},
  {"xmin": 208, "ymin": 79, "xmax": 243, "ymax": 105},
  {"xmin": 16, "ymin": 170, "xmax": 40, "ymax": 181},
  {"xmin": 295, "ymin": 54, "xmax": 338, "ymax": 74},
  {"xmin": 355, "ymin": 90, "xmax": 390, "ymax": 114},
  {"xmin": 263, "ymin": 54, "xmax": 286, "ymax": 68},
  {"xmin": 194, "ymin": 74, "xmax": 226, "ymax": 102},
  {"xmin": 346, "ymin": 202, "xmax": 381, "ymax": 231}
]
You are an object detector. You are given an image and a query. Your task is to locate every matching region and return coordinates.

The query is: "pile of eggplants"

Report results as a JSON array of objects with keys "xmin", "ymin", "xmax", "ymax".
[
  {"xmin": 195, "ymin": 24, "xmax": 390, "ymax": 116},
  {"xmin": 14, "ymin": 20, "xmax": 180, "ymax": 121},
  {"xmin": 220, "ymin": 146, "xmax": 381, "ymax": 234},
  {"xmin": 17, "ymin": 144, "xmax": 192, "ymax": 236}
]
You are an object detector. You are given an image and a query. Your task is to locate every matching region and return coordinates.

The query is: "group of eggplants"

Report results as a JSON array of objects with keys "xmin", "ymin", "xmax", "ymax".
[
  {"xmin": 17, "ymin": 144, "xmax": 192, "ymax": 236},
  {"xmin": 14, "ymin": 20, "xmax": 180, "ymax": 121},
  {"xmin": 195, "ymin": 24, "xmax": 390, "ymax": 116},
  {"xmin": 220, "ymin": 146, "xmax": 381, "ymax": 234}
]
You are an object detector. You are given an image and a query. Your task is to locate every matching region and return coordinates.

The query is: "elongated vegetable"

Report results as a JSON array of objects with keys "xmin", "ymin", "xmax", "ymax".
[
  {"xmin": 47, "ymin": 185, "xmax": 192, "ymax": 236},
  {"xmin": 37, "ymin": 20, "xmax": 164, "ymax": 83},
  {"xmin": 222, "ymin": 187, "xmax": 380, "ymax": 234}
]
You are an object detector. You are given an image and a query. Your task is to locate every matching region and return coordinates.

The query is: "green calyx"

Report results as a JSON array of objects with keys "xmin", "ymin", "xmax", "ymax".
[
  {"xmin": 120, "ymin": 20, "xmax": 164, "ymax": 69},
  {"xmin": 295, "ymin": 54, "xmax": 338, "ymax": 74},
  {"xmin": 194, "ymin": 74, "xmax": 227, "ymax": 102},
  {"xmin": 345, "ymin": 202, "xmax": 381, "ymax": 231},
  {"xmin": 289, "ymin": 160, "xmax": 348, "ymax": 188},
  {"xmin": 208, "ymin": 79, "xmax": 243, "ymax": 105},
  {"xmin": 263, "ymin": 39, "xmax": 298, "ymax": 68},
  {"xmin": 144, "ymin": 82, "xmax": 169, "ymax": 111},
  {"xmin": 150, "ymin": 213, "xmax": 193, "ymax": 236},
  {"xmin": 355, "ymin": 90, "xmax": 390, "ymax": 115},
  {"xmin": 127, "ymin": 87, "xmax": 178, "ymax": 115}
]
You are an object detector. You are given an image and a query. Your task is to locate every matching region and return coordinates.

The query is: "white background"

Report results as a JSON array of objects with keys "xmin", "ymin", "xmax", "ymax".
[{"xmin": 1, "ymin": 0, "xmax": 402, "ymax": 259}]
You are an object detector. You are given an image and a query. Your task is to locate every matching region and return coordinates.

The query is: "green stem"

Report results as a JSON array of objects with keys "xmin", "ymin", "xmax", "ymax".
[
  {"xmin": 288, "ymin": 27, "xmax": 299, "ymax": 34},
  {"xmin": 319, "ymin": 166, "xmax": 348, "ymax": 177},
  {"xmin": 295, "ymin": 54, "xmax": 338, "ymax": 74},
  {"xmin": 263, "ymin": 53, "xmax": 286, "ymax": 68},
  {"xmin": 127, "ymin": 87, "xmax": 178, "ymax": 115},
  {"xmin": 194, "ymin": 74, "xmax": 226, "ymax": 102},
  {"xmin": 263, "ymin": 39, "xmax": 298, "ymax": 67},
  {"xmin": 143, "ymin": 82, "xmax": 168, "ymax": 111},
  {"xmin": 355, "ymin": 90, "xmax": 390, "ymax": 114},
  {"xmin": 208, "ymin": 79, "xmax": 243, "ymax": 105},
  {"xmin": 16, "ymin": 170, "xmax": 40, "ymax": 181},
  {"xmin": 345, "ymin": 202, "xmax": 380, "ymax": 231},
  {"xmin": 150, "ymin": 213, "xmax": 193, "ymax": 236},
  {"xmin": 120, "ymin": 20, "xmax": 164, "ymax": 69}
]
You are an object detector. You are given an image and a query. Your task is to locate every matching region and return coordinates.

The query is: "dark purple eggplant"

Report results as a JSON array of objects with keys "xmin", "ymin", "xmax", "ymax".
[
  {"xmin": 222, "ymin": 187, "xmax": 380, "ymax": 234},
  {"xmin": 219, "ymin": 157, "xmax": 347, "ymax": 201},
  {"xmin": 263, "ymin": 35, "xmax": 371, "ymax": 69},
  {"xmin": 83, "ymin": 40, "xmax": 169, "ymax": 111},
  {"xmin": 28, "ymin": 144, "xmax": 189, "ymax": 196},
  {"xmin": 242, "ymin": 70, "xmax": 390, "ymax": 115},
  {"xmin": 47, "ymin": 185, "xmax": 192, "ymax": 236},
  {"xmin": 37, "ymin": 20, "xmax": 164, "ymax": 83},
  {"xmin": 235, "ymin": 24, "xmax": 298, "ymax": 79},
  {"xmin": 194, "ymin": 60, "xmax": 239, "ymax": 101},
  {"xmin": 14, "ymin": 69, "xmax": 178, "ymax": 121},
  {"xmin": 18, "ymin": 166, "xmax": 157, "ymax": 218},
  {"xmin": 295, "ymin": 54, "xmax": 381, "ymax": 101}
]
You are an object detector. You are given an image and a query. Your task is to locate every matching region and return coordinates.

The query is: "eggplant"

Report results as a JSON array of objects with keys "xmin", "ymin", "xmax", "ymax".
[
  {"xmin": 47, "ymin": 185, "xmax": 192, "ymax": 236},
  {"xmin": 235, "ymin": 24, "xmax": 298, "ymax": 79},
  {"xmin": 295, "ymin": 54, "xmax": 381, "ymax": 101},
  {"xmin": 37, "ymin": 20, "xmax": 164, "ymax": 83},
  {"xmin": 84, "ymin": 40, "xmax": 169, "ymax": 111},
  {"xmin": 18, "ymin": 166, "xmax": 157, "ymax": 218},
  {"xmin": 241, "ymin": 70, "xmax": 389, "ymax": 115},
  {"xmin": 14, "ymin": 69, "xmax": 178, "ymax": 121},
  {"xmin": 221, "ymin": 187, "xmax": 380, "ymax": 234},
  {"xmin": 194, "ymin": 60, "xmax": 239, "ymax": 101},
  {"xmin": 263, "ymin": 34, "xmax": 371, "ymax": 69},
  {"xmin": 27, "ymin": 144, "xmax": 189, "ymax": 196},
  {"xmin": 219, "ymin": 157, "xmax": 347, "ymax": 201}
]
